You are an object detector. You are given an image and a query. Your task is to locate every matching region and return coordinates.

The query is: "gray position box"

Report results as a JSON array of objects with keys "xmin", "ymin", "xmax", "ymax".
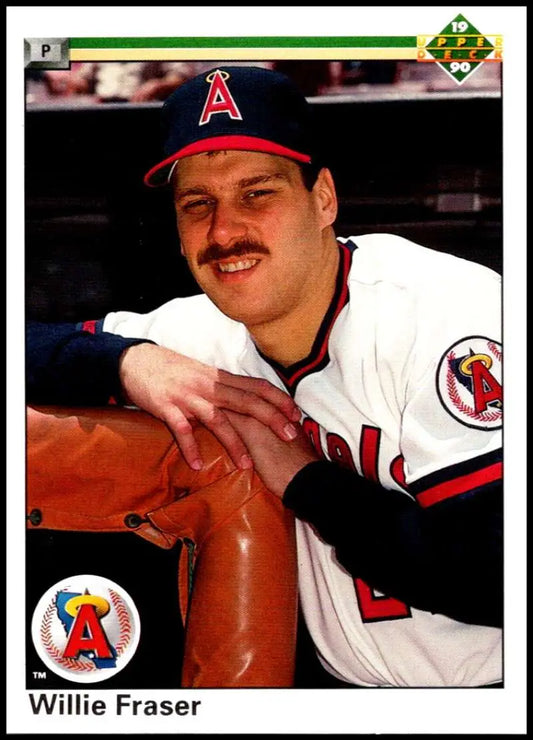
[{"xmin": 24, "ymin": 38, "xmax": 69, "ymax": 69}]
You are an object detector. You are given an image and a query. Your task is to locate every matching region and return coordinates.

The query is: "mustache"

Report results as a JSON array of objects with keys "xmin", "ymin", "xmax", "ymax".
[{"xmin": 197, "ymin": 239, "xmax": 270, "ymax": 267}]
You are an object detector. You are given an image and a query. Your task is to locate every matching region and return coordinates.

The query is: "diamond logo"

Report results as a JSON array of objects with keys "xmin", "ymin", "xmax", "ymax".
[{"xmin": 419, "ymin": 14, "xmax": 502, "ymax": 85}]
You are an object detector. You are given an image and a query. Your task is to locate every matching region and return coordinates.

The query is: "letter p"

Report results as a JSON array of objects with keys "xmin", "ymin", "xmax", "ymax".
[{"xmin": 25, "ymin": 38, "xmax": 68, "ymax": 67}]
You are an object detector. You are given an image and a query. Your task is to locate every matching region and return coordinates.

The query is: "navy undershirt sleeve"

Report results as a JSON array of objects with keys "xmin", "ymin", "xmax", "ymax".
[
  {"xmin": 283, "ymin": 460, "xmax": 502, "ymax": 628},
  {"xmin": 26, "ymin": 321, "xmax": 153, "ymax": 406}
]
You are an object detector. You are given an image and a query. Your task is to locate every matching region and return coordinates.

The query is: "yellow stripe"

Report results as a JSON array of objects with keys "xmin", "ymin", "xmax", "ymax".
[
  {"xmin": 419, "ymin": 34, "xmax": 503, "ymax": 39},
  {"xmin": 70, "ymin": 47, "xmax": 418, "ymax": 62}
]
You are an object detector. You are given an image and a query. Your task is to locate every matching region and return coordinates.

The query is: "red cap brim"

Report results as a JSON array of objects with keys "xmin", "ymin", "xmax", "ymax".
[{"xmin": 144, "ymin": 135, "xmax": 312, "ymax": 187}]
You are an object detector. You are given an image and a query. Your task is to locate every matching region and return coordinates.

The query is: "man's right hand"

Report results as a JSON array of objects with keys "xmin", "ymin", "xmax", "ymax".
[{"xmin": 118, "ymin": 343, "xmax": 301, "ymax": 471}]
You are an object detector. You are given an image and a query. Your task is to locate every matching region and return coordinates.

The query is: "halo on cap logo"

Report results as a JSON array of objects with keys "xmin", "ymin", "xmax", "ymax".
[
  {"xmin": 205, "ymin": 68, "xmax": 230, "ymax": 84},
  {"xmin": 31, "ymin": 574, "xmax": 140, "ymax": 683},
  {"xmin": 436, "ymin": 335, "xmax": 502, "ymax": 430}
]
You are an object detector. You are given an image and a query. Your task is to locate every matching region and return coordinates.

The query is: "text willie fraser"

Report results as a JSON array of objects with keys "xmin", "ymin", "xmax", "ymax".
[{"xmin": 28, "ymin": 692, "xmax": 202, "ymax": 716}]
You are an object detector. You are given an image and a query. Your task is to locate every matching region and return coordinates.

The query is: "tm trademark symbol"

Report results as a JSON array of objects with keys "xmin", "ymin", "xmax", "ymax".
[{"xmin": 33, "ymin": 671, "xmax": 47, "ymax": 679}]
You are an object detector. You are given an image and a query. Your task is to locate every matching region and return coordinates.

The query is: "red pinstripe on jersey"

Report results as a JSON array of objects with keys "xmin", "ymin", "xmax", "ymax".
[
  {"xmin": 410, "ymin": 449, "xmax": 502, "ymax": 508},
  {"xmin": 416, "ymin": 461, "xmax": 502, "ymax": 508}
]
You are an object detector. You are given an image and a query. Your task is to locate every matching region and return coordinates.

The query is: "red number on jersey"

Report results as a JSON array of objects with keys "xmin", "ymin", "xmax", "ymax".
[
  {"xmin": 302, "ymin": 416, "xmax": 413, "ymax": 622},
  {"xmin": 354, "ymin": 427, "xmax": 411, "ymax": 622},
  {"xmin": 353, "ymin": 578, "xmax": 411, "ymax": 622}
]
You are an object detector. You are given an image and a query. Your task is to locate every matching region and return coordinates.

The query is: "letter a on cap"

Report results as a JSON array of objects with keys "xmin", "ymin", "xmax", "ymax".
[{"xmin": 199, "ymin": 69, "xmax": 243, "ymax": 126}]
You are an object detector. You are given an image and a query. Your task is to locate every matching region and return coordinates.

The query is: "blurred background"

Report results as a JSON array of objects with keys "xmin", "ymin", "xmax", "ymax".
[
  {"xmin": 25, "ymin": 58, "xmax": 501, "ymax": 105},
  {"xmin": 25, "ymin": 58, "xmax": 502, "ymax": 323}
]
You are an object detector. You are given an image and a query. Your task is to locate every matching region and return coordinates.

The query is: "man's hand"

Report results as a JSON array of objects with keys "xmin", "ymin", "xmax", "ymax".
[
  {"xmin": 225, "ymin": 411, "xmax": 319, "ymax": 498},
  {"xmin": 118, "ymin": 343, "xmax": 301, "ymax": 471}
]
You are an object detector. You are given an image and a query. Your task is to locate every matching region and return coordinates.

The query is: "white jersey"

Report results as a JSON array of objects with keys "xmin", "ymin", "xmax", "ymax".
[{"xmin": 102, "ymin": 234, "xmax": 502, "ymax": 687}]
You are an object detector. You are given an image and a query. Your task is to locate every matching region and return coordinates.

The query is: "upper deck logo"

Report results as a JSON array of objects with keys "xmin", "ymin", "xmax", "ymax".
[
  {"xmin": 417, "ymin": 14, "xmax": 503, "ymax": 84},
  {"xmin": 31, "ymin": 574, "xmax": 140, "ymax": 683}
]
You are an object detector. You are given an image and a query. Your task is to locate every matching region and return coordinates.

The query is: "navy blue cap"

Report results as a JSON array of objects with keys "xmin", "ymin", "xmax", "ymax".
[{"xmin": 144, "ymin": 66, "xmax": 316, "ymax": 187}]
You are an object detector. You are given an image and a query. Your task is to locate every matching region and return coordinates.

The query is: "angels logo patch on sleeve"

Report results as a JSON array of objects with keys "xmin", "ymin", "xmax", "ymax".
[{"xmin": 436, "ymin": 336, "xmax": 502, "ymax": 430}]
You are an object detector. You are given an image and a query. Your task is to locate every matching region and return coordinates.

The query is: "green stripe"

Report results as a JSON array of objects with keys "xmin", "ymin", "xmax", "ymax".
[{"xmin": 70, "ymin": 36, "xmax": 417, "ymax": 50}]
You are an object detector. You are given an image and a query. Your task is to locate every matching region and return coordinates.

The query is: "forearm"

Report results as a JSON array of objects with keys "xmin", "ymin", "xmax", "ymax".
[
  {"xmin": 26, "ymin": 321, "xmax": 152, "ymax": 405},
  {"xmin": 283, "ymin": 460, "xmax": 502, "ymax": 628}
]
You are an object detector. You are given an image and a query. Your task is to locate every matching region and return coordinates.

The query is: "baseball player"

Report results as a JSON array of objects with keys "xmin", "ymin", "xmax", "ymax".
[{"xmin": 27, "ymin": 66, "xmax": 502, "ymax": 687}]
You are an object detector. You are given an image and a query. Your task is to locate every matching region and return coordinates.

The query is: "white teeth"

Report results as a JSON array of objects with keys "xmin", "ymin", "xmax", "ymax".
[{"xmin": 218, "ymin": 259, "xmax": 258, "ymax": 273}]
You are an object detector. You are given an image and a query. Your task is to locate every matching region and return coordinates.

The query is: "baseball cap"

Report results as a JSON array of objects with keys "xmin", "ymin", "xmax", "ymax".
[{"xmin": 144, "ymin": 65, "xmax": 317, "ymax": 187}]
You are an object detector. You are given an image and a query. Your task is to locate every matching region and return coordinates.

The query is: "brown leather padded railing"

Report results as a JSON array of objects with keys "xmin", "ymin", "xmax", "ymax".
[{"xmin": 26, "ymin": 405, "xmax": 298, "ymax": 687}]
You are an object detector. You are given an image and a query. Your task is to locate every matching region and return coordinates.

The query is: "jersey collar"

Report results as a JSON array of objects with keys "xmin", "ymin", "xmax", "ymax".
[{"xmin": 257, "ymin": 239, "xmax": 356, "ymax": 394}]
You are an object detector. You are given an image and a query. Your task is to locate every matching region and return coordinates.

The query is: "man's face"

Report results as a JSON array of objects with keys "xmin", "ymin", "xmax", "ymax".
[{"xmin": 172, "ymin": 150, "xmax": 337, "ymax": 330}]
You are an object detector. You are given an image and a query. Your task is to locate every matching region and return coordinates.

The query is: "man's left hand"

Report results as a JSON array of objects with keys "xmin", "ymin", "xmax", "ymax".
[{"xmin": 225, "ymin": 411, "xmax": 319, "ymax": 498}]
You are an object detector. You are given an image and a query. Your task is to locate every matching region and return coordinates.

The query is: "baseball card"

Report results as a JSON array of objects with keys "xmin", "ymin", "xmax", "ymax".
[{"xmin": 6, "ymin": 6, "xmax": 526, "ymax": 735}]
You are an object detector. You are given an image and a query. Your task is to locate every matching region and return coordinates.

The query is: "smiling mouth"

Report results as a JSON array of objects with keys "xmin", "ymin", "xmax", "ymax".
[{"xmin": 217, "ymin": 259, "xmax": 259, "ymax": 273}]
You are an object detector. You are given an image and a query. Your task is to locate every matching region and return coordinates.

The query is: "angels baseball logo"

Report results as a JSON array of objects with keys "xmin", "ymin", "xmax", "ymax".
[
  {"xmin": 31, "ymin": 574, "xmax": 140, "ymax": 683},
  {"xmin": 199, "ymin": 69, "xmax": 243, "ymax": 126},
  {"xmin": 436, "ymin": 335, "xmax": 502, "ymax": 430}
]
